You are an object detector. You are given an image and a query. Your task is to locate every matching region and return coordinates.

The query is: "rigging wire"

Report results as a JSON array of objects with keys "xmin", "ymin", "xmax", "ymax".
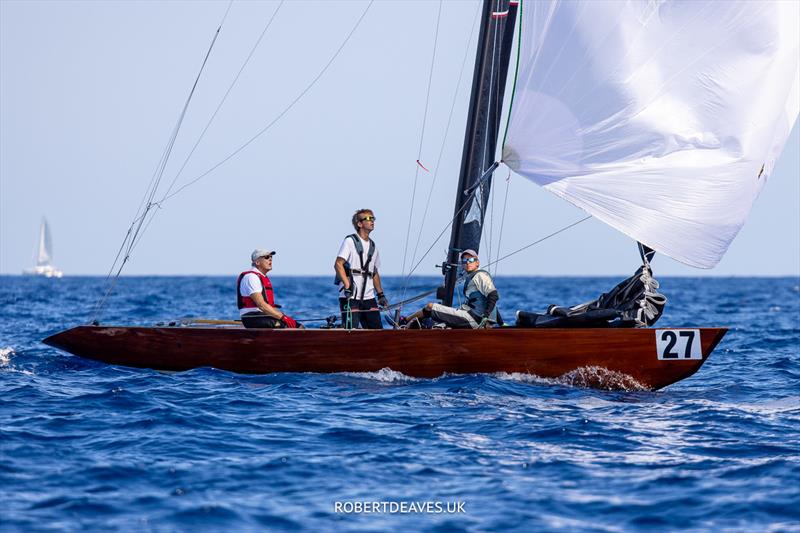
[
  {"xmin": 493, "ymin": 0, "xmax": 522, "ymax": 275},
  {"xmin": 493, "ymin": 169, "xmax": 511, "ymax": 276},
  {"xmin": 129, "ymin": 1, "xmax": 237, "ymax": 229},
  {"xmin": 127, "ymin": 1, "xmax": 289, "ymax": 256},
  {"xmin": 407, "ymin": 1, "xmax": 482, "ymax": 280},
  {"xmin": 489, "ymin": 0, "xmax": 511, "ymax": 276},
  {"xmin": 161, "ymin": 0, "xmax": 286, "ymax": 201},
  {"xmin": 179, "ymin": 217, "xmax": 603, "ymax": 324},
  {"xmin": 403, "ymin": 167, "xmax": 495, "ymax": 280},
  {"xmin": 160, "ymin": 0, "xmax": 375, "ymax": 204},
  {"xmin": 500, "ymin": 0, "xmax": 523, "ymax": 149},
  {"xmin": 402, "ymin": 161, "xmax": 591, "ymax": 282},
  {"xmin": 92, "ymin": 1, "xmax": 234, "ymax": 321},
  {"xmin": 488, "ymin": 180, "xmax": 496, "ymax": 274},
  {"xmin": 479, "ymin": 2, "xmax": 503, "ymax": 270},
  {"xmin": 483, "ymin": 215, "xmax": 592, "ymax": 269},
  {"xmin": 400, "ymin": 0, "xmax": 444, "ymax": 302},
  {"xmin": 92, "ymin": 1, "xmax": 373, "ymax": 322}
]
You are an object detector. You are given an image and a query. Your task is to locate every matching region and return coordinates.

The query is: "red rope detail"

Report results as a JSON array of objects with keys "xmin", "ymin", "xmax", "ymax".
[{"xmin": 416, "ymin": 159, "xmax": 430, "ymax": 172}]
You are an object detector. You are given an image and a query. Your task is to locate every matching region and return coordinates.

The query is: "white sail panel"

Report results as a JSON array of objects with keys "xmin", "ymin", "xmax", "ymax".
[
  {"xmin": 503, "ymin": 1, "xmax": 800, "ymax": 268},
  {"xmin": 37, "ymin": 219, "xmax": 53, "ymax": 267}
]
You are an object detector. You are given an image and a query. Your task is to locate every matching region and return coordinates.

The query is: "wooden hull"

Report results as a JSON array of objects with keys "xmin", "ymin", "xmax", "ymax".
[{"xmin": 43, "ymin": 326, "xmax": 727, "ymax": 390}]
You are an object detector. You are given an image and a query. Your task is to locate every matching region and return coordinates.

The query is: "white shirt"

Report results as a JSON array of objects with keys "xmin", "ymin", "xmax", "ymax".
[
  {"xmin": 238, "ymin": 269, "xmax": 265, "ymax": 316},
  {"xmin": 337, "ymin": 235, "xmax": 381, "ymax": 300}
]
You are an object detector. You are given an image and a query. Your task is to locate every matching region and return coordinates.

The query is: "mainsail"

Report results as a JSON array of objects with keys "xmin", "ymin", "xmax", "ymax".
[
  {"xmin": 503, "ymin": 1, "xmax": 799, "ymax": 268},
  {"xmin": 36, "ymin": 218, "xmax": 54, "ymax": 267},
  {"xmin": 24, "ymin": 218, "xmax": 62, "ymax": 277}
]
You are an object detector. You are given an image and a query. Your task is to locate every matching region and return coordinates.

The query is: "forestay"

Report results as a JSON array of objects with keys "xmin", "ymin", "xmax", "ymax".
[{"xmin": 503, "ymin": 1, "xmax": 799, "ymax": 268}]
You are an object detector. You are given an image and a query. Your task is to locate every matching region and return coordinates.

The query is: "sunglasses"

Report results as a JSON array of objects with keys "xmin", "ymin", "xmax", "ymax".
[
  {"xmin": 461, "ymin": 257, "xmax": 478, "ymax": 264},
  {"xmin": 359, "ymin": 216, "xmax": 376, "ymax": 222}
]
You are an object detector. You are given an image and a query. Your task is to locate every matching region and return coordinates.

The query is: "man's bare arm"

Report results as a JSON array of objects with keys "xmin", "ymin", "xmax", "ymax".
[
  {"xmin": 250, "ymin": 291, "xmax": 283, "ymax": 319},
  {"xmin": 334, "ymin": 257, "xmax": 350, "ymax": 290}
]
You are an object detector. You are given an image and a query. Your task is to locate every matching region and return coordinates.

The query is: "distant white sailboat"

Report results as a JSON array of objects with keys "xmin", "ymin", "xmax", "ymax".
[{"xmin": 24, "ymin": 218, "xmax": 63, "ymax": 278}]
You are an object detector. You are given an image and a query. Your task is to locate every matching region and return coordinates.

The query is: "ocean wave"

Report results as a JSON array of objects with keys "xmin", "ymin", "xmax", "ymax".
[
  {"xmin": 0, "ymin": 346, "xmax": 14, "ymax": 366},
  {"xmin": 341, "ymin": 367, "xmax": 420, "ymax": 383},
  {"xmin": 3, "ymin": 276, "xmax": 799, "ymax": 532},
  {"xmin": 0, "ymin": 346, "xmax": 34, "ymax": 376}
]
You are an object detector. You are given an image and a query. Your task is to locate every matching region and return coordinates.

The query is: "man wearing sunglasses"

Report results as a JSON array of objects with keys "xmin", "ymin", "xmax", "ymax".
[
  {"xmin": 334, "ymin": 208, "xmax": 389, "ymax": 329},
  {"xmin": 402, "ymin": 249, "xmax": 499, "ymax": 329},
  {"xmin": 237, "ymin": 249, "xmax": 301, "ymax": 329}
]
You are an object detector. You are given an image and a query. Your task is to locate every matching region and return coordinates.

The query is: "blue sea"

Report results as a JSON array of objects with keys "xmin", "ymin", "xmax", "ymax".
[{"xmin": 1, "ymin": 276, "xmax": 799, "ymax": 532}]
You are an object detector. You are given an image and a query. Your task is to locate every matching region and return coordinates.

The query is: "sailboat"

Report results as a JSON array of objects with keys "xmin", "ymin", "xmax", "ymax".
[
  {"xmin": 44, "ymin": 1, "xmax": 798, "ymax": 390},
  {"xmin": 23, "ymin": 218, "xmax": 63, "ymax": 278}
]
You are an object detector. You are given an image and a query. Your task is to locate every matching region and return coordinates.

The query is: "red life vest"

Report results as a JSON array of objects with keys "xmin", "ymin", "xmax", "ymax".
[{"xmin": 237, "ymin": 269, "xmax": 275, "ymax": 309}]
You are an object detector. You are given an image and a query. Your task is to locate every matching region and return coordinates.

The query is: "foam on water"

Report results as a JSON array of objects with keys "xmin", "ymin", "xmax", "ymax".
[
  {"xmin": 494, "ymin": 367, "xmax": 649, "ymax": 391},
  {"xmin": 342, "ymin": 367, "xmax": 420, "ymax": 382},
  {"xmin": 0, "ymin": 346, "xmax": 33, "ymax": 375},
  {"xmin": 0, "ymin": 346, "xmax": 14, "ymax": 366},
  {"xmin": 1, "ymin": 276, "xmax": 798, "ymax": 532}
]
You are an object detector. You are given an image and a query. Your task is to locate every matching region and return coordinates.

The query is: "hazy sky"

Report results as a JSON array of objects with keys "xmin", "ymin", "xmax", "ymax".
[{"xmin": 2, "ymin": 0, "xmax": 798, "ymax": 277}]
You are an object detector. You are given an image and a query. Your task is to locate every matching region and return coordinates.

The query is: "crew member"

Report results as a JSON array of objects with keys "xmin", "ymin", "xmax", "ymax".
[
  {"xmin": 404, "ymin": 249, "xmax": 499, "ymax": 328},
  {"xmin": 237, "ymin": 249, "xmax": 301, "ymax": 329},
  {"xmin": 334, "ymin": 209, "xmax": 389, "ymax": 329}
]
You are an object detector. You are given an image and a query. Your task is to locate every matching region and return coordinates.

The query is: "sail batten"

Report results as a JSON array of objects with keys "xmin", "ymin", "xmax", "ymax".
[{"xmin": 504, "ymin": 0, "xmax": 800, "ymax": 268}]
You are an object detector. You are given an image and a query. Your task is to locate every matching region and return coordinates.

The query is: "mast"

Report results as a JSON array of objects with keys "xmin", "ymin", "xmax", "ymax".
[{"xmin": 440, "ymin": 0, "xmax": 518, "ymax": 306}]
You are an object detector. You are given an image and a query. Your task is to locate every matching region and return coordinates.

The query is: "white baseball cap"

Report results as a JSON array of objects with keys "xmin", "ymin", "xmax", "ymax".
[
  {"xmin": 460, "ymin": 249, "xmax": 479, "ymax": 260},
  {"xmin": 251, "ymin": 249, "xmax": 276, "ymax": 263}
]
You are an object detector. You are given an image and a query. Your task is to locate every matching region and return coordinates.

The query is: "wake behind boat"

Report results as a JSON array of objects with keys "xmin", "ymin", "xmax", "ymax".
[{"xmin": 43, "ymin": 1, "xmax": 798, "ymax": 390}]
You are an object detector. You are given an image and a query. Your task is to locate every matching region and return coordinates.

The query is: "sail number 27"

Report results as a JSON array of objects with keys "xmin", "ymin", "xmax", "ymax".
[{"xmin": 655, "ymin": 329, "xmax": 702, "ymax": 360}]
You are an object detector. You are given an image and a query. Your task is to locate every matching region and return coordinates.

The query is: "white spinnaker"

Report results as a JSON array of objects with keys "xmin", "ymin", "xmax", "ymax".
[{"xmin": 503, "ymin": 1, "xmax": 799, "ymax": 268}]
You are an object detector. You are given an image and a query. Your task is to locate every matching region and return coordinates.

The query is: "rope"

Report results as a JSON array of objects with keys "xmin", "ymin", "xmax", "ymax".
[
  {"xmin": 402, "ymin": 162, "xmax": 500, "ymax": 281},
  {"xmin": 161, "ymin": 0, "xmax": 286, "ymax": 202},
  {"xmin": 493, "ymin": 168, "xmax": 512, "ymax": 276},
  {"xmin": 344, "ymin": 299, "xmax": 353, "ymax": 330},
  {"xmin": 407, "ymin": 1, "xmax": 482, "ymax": 282},
  {"xmin": 482, "ymin": 215, "xmax": 592, "ymax": 269},
  {"xmin": 477, "ymin": 3, "xmax": 502, "ymax": 271},
  {"xmin": 161, "ymin": 0, "xmax": 375, "ymax": 204},
  {"xmin": 91, "ymin": 2, "xmax": 233, "ymax": 322},
  {"xmin": 400, "ymin": 0, "xmax": 444, "ymax": 302},
  {"xmin": 403, "ymin": 1, "xmax": 515, "ymax": 284},
  {"xmin": 289, "ymin": 285, "xmax": 442, "ymax": 326},
  {"xmin": 90, "ymin": 1, "xmax": 373, "ymax": 322},
  {"xmin": 500, "ymin": 0, "xmax": 523, "ymax": 149}
]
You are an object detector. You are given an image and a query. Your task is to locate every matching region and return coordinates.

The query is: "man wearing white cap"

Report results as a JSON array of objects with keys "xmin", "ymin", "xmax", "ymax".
[
  {"xmin": 403, "ymin": 249, "xmax": 499, "ymax": 329},
  {"xmin": 236, "ymin": 249, "xmax": 300, "ymax": 329}
]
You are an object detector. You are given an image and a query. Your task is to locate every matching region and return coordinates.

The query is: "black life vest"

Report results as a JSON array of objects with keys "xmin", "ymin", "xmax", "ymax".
[
  {"xmin": 335, "ymin": 234, "xmax": 376, "ymax": 301},
  {"xmin": 237, "ymin": 269, "xmax": 275, "ymax": 309}
]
